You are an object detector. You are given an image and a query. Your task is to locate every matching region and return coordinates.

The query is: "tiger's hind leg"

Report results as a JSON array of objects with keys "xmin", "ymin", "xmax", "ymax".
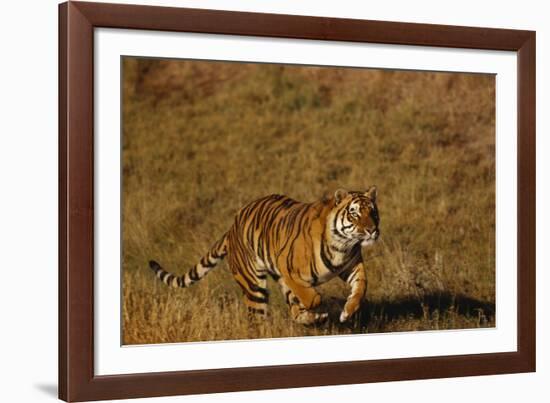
[
  {"xmin": 243, "ymin": 285, "xmax": 268, "ymax": 319},
  {"xmin": 228, "ymin": 260, "xmax": 269, "ymax": 320},
  {"xmin": 278, "ymin": 278, "xmax": 327, "ymax": 325}
]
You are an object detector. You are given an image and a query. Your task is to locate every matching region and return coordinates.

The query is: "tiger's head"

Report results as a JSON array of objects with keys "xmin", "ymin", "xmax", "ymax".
[{"xmin": 330, "ymin": 186, "xmax": 380, "ymax": 247}]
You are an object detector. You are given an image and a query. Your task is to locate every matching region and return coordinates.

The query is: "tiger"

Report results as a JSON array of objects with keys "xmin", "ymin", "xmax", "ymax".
[{"xmin": 149, "ymin": 186, "xmax": 380, "ymax": 325}]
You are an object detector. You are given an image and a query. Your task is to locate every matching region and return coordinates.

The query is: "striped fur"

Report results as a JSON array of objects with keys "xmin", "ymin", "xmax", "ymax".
[
  {"xmin": 149, "ymin": 187, "xmax": 380, "ymax": 324},
  {"xmin": 149, "ymin": 234, "xmax": 227, "ymax": 289}
]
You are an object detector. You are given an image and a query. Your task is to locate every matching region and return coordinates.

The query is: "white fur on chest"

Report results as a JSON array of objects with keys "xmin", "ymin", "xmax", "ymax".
[{"xmin": 315, "ymin": 244, "xmax": 359, "ymax": 284}]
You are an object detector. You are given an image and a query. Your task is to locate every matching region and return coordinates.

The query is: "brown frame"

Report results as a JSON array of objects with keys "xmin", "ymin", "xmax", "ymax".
[{"xmin": 59, "ymin": 1, "xmax": 536, "ymax": 401}]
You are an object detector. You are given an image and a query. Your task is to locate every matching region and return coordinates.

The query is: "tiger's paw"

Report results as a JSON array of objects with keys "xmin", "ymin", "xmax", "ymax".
[
  {"xmin": 295, "ymin": 310, "xmax": 328, "ymax": 326},
  {"xmin": 315, "ymin": 312, "xmax": 329, "ymax": 324},
  {"xmin": 339, "ymin": 311, "xmax": 350, "ymax": 323}
]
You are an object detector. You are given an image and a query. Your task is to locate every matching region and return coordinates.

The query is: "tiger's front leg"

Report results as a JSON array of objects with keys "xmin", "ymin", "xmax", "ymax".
[
  {"xmin": 338, "ymin": 263, "xmax": 367, "ymax": 323},
  {"xmin": 278, "ymin": 278, "xmax": 327, "ymax": 325}
]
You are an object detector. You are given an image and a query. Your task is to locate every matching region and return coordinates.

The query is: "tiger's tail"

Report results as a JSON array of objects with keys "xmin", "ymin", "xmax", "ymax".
[{"xmin": 149, "ymin": 233, "xmax": 229, "ymax": 288}]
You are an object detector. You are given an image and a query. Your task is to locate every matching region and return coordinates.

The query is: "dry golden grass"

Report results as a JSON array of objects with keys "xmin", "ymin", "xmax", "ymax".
[{"xmin": 122, "ymin": 58, "xmax": 495, "ymax": 345}]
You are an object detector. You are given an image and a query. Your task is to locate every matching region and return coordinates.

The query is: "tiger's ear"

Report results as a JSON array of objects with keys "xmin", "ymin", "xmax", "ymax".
[
  {"xmin": 334, "ymin": 188, "xmax": 349, "ymax": 204},
  {"xmin": 365, "ymin": 186, "xmax": 377, "ymax": 201}
]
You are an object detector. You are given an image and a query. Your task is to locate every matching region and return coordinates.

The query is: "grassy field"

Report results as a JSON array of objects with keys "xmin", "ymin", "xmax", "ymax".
[{"xmin": 122, "ymin": 57, "xmax": 495, "ymax": 345}]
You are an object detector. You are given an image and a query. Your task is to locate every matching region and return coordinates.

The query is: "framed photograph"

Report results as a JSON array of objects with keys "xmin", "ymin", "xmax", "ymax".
[{"xmin": 59, "ymin": 1, "xmax": 536, "ymax": 401}]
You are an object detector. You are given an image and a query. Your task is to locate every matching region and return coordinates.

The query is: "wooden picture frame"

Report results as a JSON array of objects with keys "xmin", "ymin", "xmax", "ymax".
[{"xmin": 59, "ymin": 1, "xmax": 536, "ymax": 401}]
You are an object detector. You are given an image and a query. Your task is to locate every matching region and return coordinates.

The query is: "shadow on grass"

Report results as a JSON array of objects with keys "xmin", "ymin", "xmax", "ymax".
[{"xmin": 322, "ymin": 292, "xmax": 495, "ymax": 331}]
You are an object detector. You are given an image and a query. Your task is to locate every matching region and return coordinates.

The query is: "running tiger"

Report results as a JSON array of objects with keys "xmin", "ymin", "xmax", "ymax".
[{"xmin": 149, "ymin": 187, "xmax": 380, "ymax": 325}]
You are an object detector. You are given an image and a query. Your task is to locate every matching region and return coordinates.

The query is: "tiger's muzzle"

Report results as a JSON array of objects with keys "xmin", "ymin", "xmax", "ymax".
[{"xmin": 361, "ymin": 228, "xmax": 380, "ymax": 246}]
